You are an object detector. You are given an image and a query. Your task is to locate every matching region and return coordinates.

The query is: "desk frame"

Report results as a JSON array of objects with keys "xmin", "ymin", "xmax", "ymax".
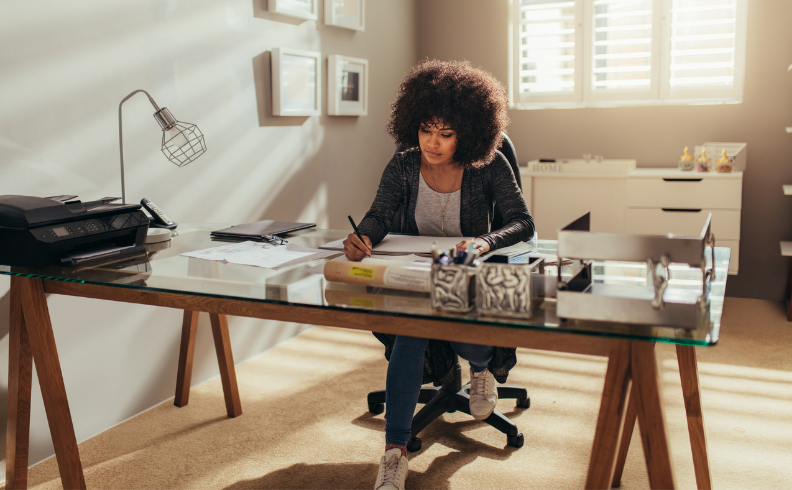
[{"xmin": 6, "ymin": 276, "xmax": 712, "ymax": 489}]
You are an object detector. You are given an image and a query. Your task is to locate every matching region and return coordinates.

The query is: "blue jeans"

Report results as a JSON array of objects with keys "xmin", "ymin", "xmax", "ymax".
[{"xmin": 384, "ymin": 335, "xmax": 494, "ymax": 446}]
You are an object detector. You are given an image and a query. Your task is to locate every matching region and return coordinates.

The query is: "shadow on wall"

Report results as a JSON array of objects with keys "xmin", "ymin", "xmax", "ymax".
[{"xmin": 249, "ymin": 113, "xmax": 364, "ymax": 225}]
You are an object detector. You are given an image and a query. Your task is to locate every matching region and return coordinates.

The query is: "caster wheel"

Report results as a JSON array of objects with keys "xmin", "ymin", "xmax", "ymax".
[
  {"xmin": 368, "ymin": 402, "xmax": 384, "ymax": 415},
  {"xmin": 407, "ymin": 437, "xmax": 422, "ymax": 452},
  {"xmin": 517, "ymin": 397, "xmax": 530, "ymax": 409},
  {"xmin": 507, "ymin": 433, "xmax": 524, "ymax": 448}
]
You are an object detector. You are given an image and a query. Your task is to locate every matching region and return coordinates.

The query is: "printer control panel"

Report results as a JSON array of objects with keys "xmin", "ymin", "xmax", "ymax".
[{"xmin": 30, "ymin": 213, "xmax": 147, "ymax": 243}]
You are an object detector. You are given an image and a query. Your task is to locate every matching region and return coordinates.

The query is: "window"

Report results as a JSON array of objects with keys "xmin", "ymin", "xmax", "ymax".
[{"xmin": 510, "ymin": 0, "xmax": 747, "ymax": 108}]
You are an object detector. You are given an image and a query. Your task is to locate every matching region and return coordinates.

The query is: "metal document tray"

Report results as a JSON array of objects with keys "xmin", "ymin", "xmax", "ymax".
[{"xmin": 555, "ymin": 213, "xmax": 715, "ymax": 328}]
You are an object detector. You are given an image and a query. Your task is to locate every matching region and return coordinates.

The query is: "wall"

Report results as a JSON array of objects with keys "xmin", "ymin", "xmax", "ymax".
[
  {"xmin": 0, "ymin": 0, "xmax": 417, "ymax": 472},
  {"xmin": 417, "ymin": 0, "xmax": 792, "ymax": 300}
]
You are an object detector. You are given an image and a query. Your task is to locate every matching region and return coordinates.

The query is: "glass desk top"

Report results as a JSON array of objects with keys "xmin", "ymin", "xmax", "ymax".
[{"xmin": 0, "ymin": 224, "xmax": 729, "ymax": 347}]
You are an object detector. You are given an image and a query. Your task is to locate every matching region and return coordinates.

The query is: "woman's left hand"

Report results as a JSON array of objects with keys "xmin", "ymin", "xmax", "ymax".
[{"xmin": 455, "ymin": 238, "xmax": 490, "ymax": 255}]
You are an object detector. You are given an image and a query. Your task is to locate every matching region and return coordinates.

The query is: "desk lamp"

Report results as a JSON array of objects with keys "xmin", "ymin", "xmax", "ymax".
[{"xmin": 118, "ymin": 89, "xmax": 206, "ymax": 205}]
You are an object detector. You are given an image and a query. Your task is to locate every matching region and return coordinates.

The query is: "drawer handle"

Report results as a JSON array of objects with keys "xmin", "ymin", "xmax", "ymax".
[
  {"xmin": 662, "ymin": 178, "xmax": 703, "ymax": 182},
  {"xmin": 661, "ymin": 208, "xmax": 702, "ymax": 213}
]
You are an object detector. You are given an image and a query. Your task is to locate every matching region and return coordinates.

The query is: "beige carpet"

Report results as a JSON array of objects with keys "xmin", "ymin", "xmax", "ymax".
[{"xmin": 13, "ymin": 297, "xmax": 792, "ymax": 490}]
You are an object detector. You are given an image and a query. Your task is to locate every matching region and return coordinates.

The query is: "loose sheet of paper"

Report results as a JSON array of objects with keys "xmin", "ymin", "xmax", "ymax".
[{"xmin": 182, "ymin": 241, "xmax": 336, "ymax": 269}]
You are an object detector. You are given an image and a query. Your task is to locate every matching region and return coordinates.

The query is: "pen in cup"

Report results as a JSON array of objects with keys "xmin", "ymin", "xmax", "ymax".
[{"xmin": 347, "ymin": 215, "xmax": 370, "ymax": 257}]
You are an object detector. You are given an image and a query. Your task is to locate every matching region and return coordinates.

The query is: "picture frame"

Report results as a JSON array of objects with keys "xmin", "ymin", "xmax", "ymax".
[
  {"xmin": 327, "ymin": 55, "xmax": 368, "ymax": 116},
  {"xmin": 324, "ymin": 0, "xmax": 365, "ymax": 31},
  {"xmin": 268, "ymin": 0, "xmax": 318, "ymax": 21},
  {"xmin": 271, "ymin": 48, "xmax": 322, "ymax": 116}
]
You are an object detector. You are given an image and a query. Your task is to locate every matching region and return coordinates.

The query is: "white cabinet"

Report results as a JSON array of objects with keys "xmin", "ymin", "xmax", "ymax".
[
  {"xmin": 529, "ymin": 176, "xmax": 627, "ymax": 236},
  {"xmin": 520, "ymin": 168, "xmax": 743, "ymax": 274}
]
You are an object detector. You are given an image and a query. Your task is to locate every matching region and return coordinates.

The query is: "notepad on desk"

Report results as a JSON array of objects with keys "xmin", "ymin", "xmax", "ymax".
[
  {"xmin": 211, "ymin": 220, "xmax": 316, "ymax": 240},
  {"xmin": 319, "ymin": 234, "xmax": 472, "ymax": 256}
]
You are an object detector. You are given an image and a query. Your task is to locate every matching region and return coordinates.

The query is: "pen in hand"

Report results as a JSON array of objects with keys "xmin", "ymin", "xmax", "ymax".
[{"xmin": 347, "ymin": 215, "xmax": 370, "ymax": 257}]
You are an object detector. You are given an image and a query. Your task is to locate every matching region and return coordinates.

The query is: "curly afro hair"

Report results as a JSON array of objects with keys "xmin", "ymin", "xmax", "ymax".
[{"xmin": 387, "ymin": 59, "xmax": 510, "ymax": 169}]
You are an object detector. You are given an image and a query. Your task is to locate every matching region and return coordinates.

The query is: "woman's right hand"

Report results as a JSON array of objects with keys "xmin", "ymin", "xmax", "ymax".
[{"xmin": 343, "ymin": 233, "xmax": 372, "ymax": 261}]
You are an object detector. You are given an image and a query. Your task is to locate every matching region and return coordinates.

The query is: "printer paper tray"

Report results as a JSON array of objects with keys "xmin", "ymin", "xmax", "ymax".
[
  {"xmin": 557, "ymin": 283, "xmax": 707, "ymax": 329},
  {"xmin": 61, "ymin": 244, "xmax": 146, "ymax": 266}
]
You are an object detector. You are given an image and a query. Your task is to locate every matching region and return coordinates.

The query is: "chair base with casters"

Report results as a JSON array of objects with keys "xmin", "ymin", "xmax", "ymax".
[{"xmin": 367, "ymin": 355, "xmax": 530, "ymax": 452}]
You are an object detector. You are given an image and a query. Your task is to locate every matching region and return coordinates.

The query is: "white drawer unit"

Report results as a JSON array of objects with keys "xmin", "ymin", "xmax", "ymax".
[
  {"xmin": 529, "ymin": 176, "xmax": 626, "ymax": 239},
  {"xmin": 520, "ymin": 167, "xmax": 743, "ymax": 275}
]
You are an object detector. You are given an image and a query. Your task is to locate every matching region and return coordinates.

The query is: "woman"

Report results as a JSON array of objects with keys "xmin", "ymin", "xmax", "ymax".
[{"xmin": 342, "ymin": 59, "xmax": 534, "ymax": 490}]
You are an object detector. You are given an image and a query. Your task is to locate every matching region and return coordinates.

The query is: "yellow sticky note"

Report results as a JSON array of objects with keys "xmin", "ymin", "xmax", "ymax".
[
  {"xmin": 350, "ymin": 266, "xmax": 375, "ymax": 279},
  {"xmin": 351, "ymin": 298, "xmax": 376, "ymax": 308}
]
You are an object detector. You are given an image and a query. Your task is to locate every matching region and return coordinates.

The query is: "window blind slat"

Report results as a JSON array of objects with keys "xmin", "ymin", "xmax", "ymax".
[
  {"xmin": 591, "ymin": 0, "xmax": 654, "ymax": 91},
  {"xmin": 518, "ymin": 0, "xmax": 578, "ymax": 94},
  {"xmin": 670, "ymin": 0, "xmax": 737, "ymax": 89}
]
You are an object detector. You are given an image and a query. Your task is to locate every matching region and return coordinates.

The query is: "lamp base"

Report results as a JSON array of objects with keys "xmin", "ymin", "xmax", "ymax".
[{"xmin": 145, "ymin": 228, "xmax": 172, "ymax": 244}]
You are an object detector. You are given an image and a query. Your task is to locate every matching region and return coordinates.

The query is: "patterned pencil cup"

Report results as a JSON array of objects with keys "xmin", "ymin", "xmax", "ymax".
[
  {"xmin": 476, "ymin": 257, "xmax": 544, "ymax": 318},
  {"xmin": 431, "ymin": 264, "xmax": 475, "ymax": 312}
]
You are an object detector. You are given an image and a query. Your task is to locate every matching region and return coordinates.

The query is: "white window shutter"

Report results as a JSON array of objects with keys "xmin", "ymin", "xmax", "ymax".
[
  {"xmin": 584, "ymin": 0, "xmax": 661, "ymax": 102},
  {"xmin": 664, "ymin": 0, "xmax": 747, "ymax": 102},
  {"xmin": 512, "ymin": 0, "xmax": 583, "ymax": 106}
]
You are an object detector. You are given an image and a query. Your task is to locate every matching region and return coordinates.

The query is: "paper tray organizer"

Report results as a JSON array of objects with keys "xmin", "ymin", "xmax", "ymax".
[{"xmin": 556, "ymin": 213, "xmax": 715, "ymax": 328}]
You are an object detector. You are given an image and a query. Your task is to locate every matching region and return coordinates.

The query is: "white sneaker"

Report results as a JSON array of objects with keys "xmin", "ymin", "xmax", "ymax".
[
  {"xmin": 374, "ymin": 448, "xmax": 408, "ymax": 490},
  {"xmin": 469, "ymin": 367, "xmax": 498, "ymax": 420}
]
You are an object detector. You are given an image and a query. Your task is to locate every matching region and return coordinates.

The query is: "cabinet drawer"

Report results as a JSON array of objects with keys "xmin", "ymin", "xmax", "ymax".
[
  {"xmin": 625, "ymin": 209, "xmax": 741, "ymax": 240},
  {"xmin": 627, "ymin": 177, "xmax": 742, "ymax": 209}
]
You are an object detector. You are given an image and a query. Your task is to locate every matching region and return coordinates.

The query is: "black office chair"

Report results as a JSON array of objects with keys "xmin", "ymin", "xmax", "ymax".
[{"xmin": 367, "ymin": 132, "xmax": 530, "ymax": 451}]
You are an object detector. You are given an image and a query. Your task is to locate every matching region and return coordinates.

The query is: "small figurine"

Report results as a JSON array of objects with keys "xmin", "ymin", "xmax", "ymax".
[
  {"xmin": 715, "ymin": 149, "xmax": 734, "ymax": 173},
  {"xmin": 696, "ymin": 147, "xmax": 711, "ymax": 172},
  {"xmin": 678, "ymin": 146, "xmax": 694, "ymax": 171}
]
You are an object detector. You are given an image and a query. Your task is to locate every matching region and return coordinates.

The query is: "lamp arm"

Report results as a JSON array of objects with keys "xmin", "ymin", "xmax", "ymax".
[{"xmin": 118, "ymin": 89, "xmax": 162, "ymax": 204}]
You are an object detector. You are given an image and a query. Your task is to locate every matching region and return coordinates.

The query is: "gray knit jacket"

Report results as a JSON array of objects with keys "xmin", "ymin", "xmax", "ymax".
[{"xmin": 358, "ymin": 148, "xmax": 535, "ymax": 385}]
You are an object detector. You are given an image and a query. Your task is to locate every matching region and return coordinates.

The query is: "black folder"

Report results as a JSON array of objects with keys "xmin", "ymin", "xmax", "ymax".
[{"xmin": 210, "ymin": 220, "xmax": 316, "ymax": 240}]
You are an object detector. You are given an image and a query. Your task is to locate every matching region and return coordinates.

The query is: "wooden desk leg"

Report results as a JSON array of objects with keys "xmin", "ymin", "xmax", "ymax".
[
  {"xmin": 175, "ymin": 310, "xmax": 200, "ymax": 407},
  {"xmin": 17, "ymin": 277, "xmax": 86, "ymax": 489},
  {"xmin": 7, "ymin": 277, "xmax": 34, "ymax": 489},
  {"xmin": 676, "ymin": 345, "xmax": 712, "ymax": 490},
  {"xmin": 611, "ymin": 385, "xmax": 639, "ymax": 488},
  {"xmin": 632, "ymin": 341, "xmax": 675, "ymax": 490},
  {"xmin": 209, "ymin": 313, "xmax": 242, "ymax": 417},
  {"xmin": 586, "ymin": 339, "xmax": 633, "ymax": 490}
]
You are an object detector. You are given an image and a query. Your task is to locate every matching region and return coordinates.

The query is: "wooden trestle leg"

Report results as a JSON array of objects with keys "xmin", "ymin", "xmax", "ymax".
[
  {"xmin": 209, "ymin": 313, "xmax": 242, "ymax": 418},
  {"xmin": 676, "ymin": 345, "xmax": 712, "ymax": 490},
  {"xmin": 587, "ymin": 339, "xmax": 675, "ymax": 490},
  {"xmin": 174, "ymin": 311, "xmax": 242, "ymax": 417},
  {"xmin": 631, "ymin": 341, "xmax": 674, "ymax": 490},
  {"xmin": 12, "ymin": 277, "xmax": 85, "ymax": 489},
  {"xmin": 175, "ymin": 310, "xmax": 199, "ymax": 407},
  {"xmin": 6, "ymin": 277, "xmax": 34, "ymax": 489},
  {"xmin": 586, "ymin": 339, "xmax": 633, "ymax": 490},
  {"xmin": 611, "ymin": 385, "xmax": 639, "ymax": 488}
]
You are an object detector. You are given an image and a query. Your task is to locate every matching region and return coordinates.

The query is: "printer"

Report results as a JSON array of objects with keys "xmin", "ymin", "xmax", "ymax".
[{"xmin": 0, "ymin": 195, "xmax": 149, "ymax": 267}]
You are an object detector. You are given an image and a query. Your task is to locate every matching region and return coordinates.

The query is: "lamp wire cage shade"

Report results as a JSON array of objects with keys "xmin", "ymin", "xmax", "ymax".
[
  {"xmin": 161, "ymin": 120, "xmax": 206, "ymax": 167},
  {"xmin": 153, "ymin": 106, "xmax": 206, "ymax": 167}
]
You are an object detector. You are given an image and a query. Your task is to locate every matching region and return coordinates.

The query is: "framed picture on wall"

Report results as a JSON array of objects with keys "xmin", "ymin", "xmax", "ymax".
[
  {"xmin": 324, "ymin": 0, "xmax": 364, "ymax": 31},
  {"xmin": 328, "ymin": 55, "xmax": 368, "ymax": 116},
  {"xmin": 269, "ymin": 0, "xmax": 318, "ymax": 21},
  {"xmin": 272, "ymin": 48, "xmax": 322, "ymax": 116}
]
